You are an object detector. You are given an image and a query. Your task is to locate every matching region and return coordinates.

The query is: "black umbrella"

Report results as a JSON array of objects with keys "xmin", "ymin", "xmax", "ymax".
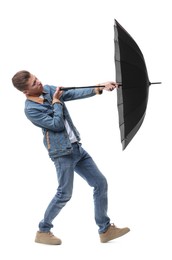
[
  {"xmin": 61, "ymin": 19, "xmax": 161, "ymax": 150},
  {"xmin": 114, "ymin": 19, "xmax": 161, "ymax": 150}
]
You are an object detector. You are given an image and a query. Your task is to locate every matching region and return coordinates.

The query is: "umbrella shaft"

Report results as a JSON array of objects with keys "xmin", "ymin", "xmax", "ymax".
[
  {"xmin": 150, "ymin": 82, "xmax": 162, "ymax": 85},
  {"xmin": 61, "ymin": 82, "xmax": 161, "ymax": 91},
  {"xmin": 60, "ymin": 85, "xmax": 105, "ymax": 91},
  {"xmin": 61, "ymin": 83, "xmax": 123, "ymax": 91}
]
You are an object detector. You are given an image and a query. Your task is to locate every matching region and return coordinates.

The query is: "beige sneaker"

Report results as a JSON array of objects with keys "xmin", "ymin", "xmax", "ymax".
[
  {"xmin": 100, "ymin": 223, "xmax": 130, "ymax": 243},
  {"xmin": 35, "ymin": 231, "xmax": 62, "ymax": 245}
]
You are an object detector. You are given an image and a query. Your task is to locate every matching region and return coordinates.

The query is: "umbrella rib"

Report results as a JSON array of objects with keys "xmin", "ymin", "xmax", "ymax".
[
  {"xmin": 121, "ymin": 112, "xmax": 146, "ymax": 148},
  {"xmin": 117, "ymin": 36, "xmax": 145, "ymax": 62},
  {"xmin": 115, "ymin": 58, "xmax": 148, "ymax": 77},
  {"xmin": 118, "ymin": 97, "xmax": 147, "ymax": 127},
  {"xmin": 115, "ymin": 34, "xmax": 149, "ymax": 78}
]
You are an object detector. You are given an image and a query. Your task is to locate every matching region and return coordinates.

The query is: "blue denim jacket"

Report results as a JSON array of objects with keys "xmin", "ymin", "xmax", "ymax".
[{"xmin": 25, "ymin": 85, "xmax": 99, "ymax": 158}]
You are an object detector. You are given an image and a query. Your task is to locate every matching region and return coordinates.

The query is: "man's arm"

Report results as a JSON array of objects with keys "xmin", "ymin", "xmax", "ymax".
[
  {"xmin": 25, "ymin": 101, "xmax": 65, "ymax": 132},
  {"xmin": 60, "ymin": 82, "xmax": 118, "ymax": 102}
]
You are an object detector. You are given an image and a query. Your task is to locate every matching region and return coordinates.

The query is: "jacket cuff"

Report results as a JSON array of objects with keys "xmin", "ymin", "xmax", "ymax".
[{"xmin": 52, "ymin": 98, "xmax": 62, "ymax": 105}]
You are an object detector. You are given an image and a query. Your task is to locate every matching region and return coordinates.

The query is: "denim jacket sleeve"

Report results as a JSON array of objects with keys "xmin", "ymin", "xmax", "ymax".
[
  {"xmin": 45, "ymin": 84, "xmax": 99, "ymax": 102},
  {"xmin": 25, "ymin": 85, "xmax": 99, "ymax": 132},
  {"xmin": 25, "ymin": 102, "xmax": 65, "ymax": 132},
  {"xmin": 62, "ymin": 88, "xmax": 96, "ymax": 101}
]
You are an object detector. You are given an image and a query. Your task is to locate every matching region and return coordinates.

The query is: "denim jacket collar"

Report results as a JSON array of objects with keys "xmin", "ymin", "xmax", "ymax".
[
  {"xmin": 26, "ymin": 89, "xmax": 50, "ymax": 104},
  {"xmin": 26, "ymin": 95, "xmax": 44, "ymax": 104}
]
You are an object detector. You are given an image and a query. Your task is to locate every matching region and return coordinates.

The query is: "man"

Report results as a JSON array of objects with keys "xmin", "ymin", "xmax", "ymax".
[{"xmin": 12, "ymin": 70, "xmax": 130, "ymax": 245}]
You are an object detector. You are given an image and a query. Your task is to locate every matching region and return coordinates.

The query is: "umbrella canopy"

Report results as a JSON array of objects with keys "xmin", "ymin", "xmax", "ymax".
[
  {"xmin": 114, "ymin": 19, "xmax": 160, "ymax": 150},
  {"xmin": 62, "ymin": 20, "xmax": 160, "ymax": 150}
]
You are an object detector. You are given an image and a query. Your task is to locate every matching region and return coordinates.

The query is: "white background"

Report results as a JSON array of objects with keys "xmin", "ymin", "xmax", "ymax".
[{"xmin": 0, "ymin": 0, "xmax": 171, "ymax": 259}]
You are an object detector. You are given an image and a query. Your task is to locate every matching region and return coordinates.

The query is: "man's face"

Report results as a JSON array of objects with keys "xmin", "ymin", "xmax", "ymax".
[{"xmin": 24, "ymin": 74, "xmax": 43, "ymax": 96}]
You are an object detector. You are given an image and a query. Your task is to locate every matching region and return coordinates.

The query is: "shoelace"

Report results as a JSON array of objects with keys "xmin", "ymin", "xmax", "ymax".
[
  {"xmin": 110, "ymin": 223, "xmax": 116, "ymax": 228},
  {"xmin": 47, "ymin": 232, "xmax": 55, "ymax": 237}
]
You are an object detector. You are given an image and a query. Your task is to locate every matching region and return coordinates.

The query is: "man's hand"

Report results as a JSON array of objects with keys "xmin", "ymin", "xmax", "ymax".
[
  {"xmin": 99, "ymin": 82, "xmax": 119, "ymax": 91},
  {"xmin": 53, "ymin": 87, "xmax": 63, "ymax": 99},
  {"xmin": 52, "ymin": 87, "xmax": 64, "ymax": 105}
]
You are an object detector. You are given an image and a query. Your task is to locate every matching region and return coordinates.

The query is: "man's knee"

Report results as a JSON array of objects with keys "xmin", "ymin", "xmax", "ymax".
[
  {"xmin": 56, "ymin": 189, "xmax": 73, "ymax": 202},
  {"xmin": 94, "ymin": 176, "xmax": 108, "ymax": 194}
]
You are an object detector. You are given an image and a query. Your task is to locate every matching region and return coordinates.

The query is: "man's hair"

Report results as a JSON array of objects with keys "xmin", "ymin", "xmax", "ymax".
[{"xmin": 12, "ymin": 70, "xmax": 31, "ymax": 91}]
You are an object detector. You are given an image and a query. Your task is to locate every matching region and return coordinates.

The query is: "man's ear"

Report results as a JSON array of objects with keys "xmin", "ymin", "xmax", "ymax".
[{"xmin": 23, "ymin": 90, "xmax": 28, "ymax": 95}]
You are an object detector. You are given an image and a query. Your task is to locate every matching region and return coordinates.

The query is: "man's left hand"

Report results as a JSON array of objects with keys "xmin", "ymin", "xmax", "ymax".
[{"xmin": 99, "ymin": 82, "xmax": 119, "ymax": 91}]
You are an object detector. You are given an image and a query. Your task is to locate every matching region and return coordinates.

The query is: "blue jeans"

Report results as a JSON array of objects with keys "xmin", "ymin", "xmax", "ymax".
[{"xmin": 39, "ymin": 142, "xmax": 110, "ymax": 234}]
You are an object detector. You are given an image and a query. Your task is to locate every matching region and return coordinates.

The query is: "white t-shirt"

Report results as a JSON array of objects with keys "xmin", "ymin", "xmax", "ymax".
[
  {"xmin": 41, "ymin": 93, "xmax": 77, "ymax": 143},
  {"xmin": 64, "ymin": 119, "xmax": 77, "ymax": 143}
]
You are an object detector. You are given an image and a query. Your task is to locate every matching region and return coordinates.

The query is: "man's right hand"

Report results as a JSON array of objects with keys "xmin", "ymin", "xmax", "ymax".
[
  {"xmin": 52, "ymin": 87, "xmax": 64, "ymax": 105},
  {"xmin": 53, "ymin": 87, "xmax": 63, "ymax": 100}
]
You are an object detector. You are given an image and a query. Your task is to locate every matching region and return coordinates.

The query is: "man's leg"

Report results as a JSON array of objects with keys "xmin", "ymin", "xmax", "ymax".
[
  {"xmin": 35, "ymin": 154, "xmax": 75, "ymax": 245},
  {"xmin": 75, "ymin": 144, "xmax": 130, "ymax": 242},
  {"xmin": 74, "ymin": 144, "xmax": 111, "ymax": 233},
  {"xmin": 39, "ymin": 155, "xmax": 74, "ymax": 231}
]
